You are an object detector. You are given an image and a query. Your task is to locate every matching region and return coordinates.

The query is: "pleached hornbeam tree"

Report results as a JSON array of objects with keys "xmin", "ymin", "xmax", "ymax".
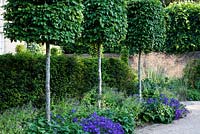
[{"xmin": 4, "ymin": 0, "xmax": 83, "ymax": 121}]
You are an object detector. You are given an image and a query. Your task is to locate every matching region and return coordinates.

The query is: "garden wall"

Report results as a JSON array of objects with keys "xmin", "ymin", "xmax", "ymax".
[{"xmin": 129, "ymin": 51, "xmax": 200, "ymax": 78}]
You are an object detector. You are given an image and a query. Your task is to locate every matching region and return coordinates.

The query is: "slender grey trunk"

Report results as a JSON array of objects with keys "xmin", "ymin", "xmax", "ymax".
[
  {"xmin": 98, "ymin": 44, "xmax": 102, "ymax": 109},
  {"xmin": 138, "ymin": 51, "xmax": 142, "ymax": 102},
  {"xmin": 162, "ymin": 0, "xmax": 165, "ymax": 6},
  {"xmin": 45, "ymin": 42, "xmax": 51, "ymax": 122}
]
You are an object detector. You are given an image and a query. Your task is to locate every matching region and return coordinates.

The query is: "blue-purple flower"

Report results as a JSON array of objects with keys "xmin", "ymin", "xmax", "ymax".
[
  {"xmin": 71, "ymin": 109, "xmax": 76, "ymax": 113},
  {"xmin": 80, "ymin": 112, "xmax": 124, "ymax": 134},
  {"xmin": 72, "ymin": 117, "xmax": 78, "ymax": 122},
  {"xmin": 146, "ymin": 94, "xmax": 189, "ymax": 120}
]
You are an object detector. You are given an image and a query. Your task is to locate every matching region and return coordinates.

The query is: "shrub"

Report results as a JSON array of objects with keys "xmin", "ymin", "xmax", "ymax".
[
  {"xmin": 26, "ymin": 113, "xmax": 83, "ymax": 134},
  {"xmin": 0, "ymin": 103, "xmax": 39, "ymax": 134},
  {"xmin": 183, "ymin": 59, "xmax": 200, "ymax": 89},
  {"xmin": 141, "ymin": 94, "xmax": 189, "ymax": 123},
  {"xmin": 26, "ymin": 98, "xmax": 134, "ymax": 134},
  {"xmin": 27, "ymin": 42, "xmax": 43, "ymax": 54},
  {"xmin": 101, "ymin": 88, "xmax": 126, "ymax": 108},
  {"xmin": 102, "ymin": 58, "xmax": 137, "ymax": 94},
  {"xmin": 15, "ymin": 44, "xmax": 26, "ymax": 53},
  {"xmin": 51, "ymin": 47, "xmax": 62, "ymax": 56},
  {"xmin": 0, "ymin": 53, "xmax": 137, "ymax": 111},
  {"xmin": 81, "ymin": 88, "xmax": 136, "ymax": 133},
  {"xmin": 187, "ymin": 90, "xmax": 200, "ymax": 101},
  {"xmin": 120, "ymin": 47, "xmax": 129, "ymax": 64},
  {"xmin": 122, "ymin": 97, "xmax": 143, "ymax": 126},
  {"xmin": 142, "ymin": 101, "xmax": 174, "ymax": 123}
]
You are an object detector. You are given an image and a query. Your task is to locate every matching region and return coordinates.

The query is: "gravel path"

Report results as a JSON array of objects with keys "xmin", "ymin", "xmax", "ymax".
[{"xmin": 135, "ymin": 101, "xmax": 200, "ymax": 134}]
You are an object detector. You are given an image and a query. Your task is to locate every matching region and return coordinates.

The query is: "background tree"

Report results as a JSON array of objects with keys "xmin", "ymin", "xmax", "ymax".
[
  {"xmin": 126, "ymin": 0, "xmax": 166, "ymax": 101},
  {"xmin": 165, "ymin": 2, "xmax": 200, "ymax": 53},
  {"xmin": 160, "ymin": 0, "xmax": 200, "ymax": 7},
  {"xmin": 4, "ymin": 0, "xmax": 83, "ymax": 121},
  {"xmin": 83, "ymin": 0, "xmax": 127, "ymax": 108}
]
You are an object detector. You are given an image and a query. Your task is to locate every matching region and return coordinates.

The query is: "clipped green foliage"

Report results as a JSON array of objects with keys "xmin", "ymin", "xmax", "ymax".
[
  {"xmin": 4, "ymin": 0, "xmax": 83, "ymax": 44},
  {"xmin": 15, "ymin": 44, "xmax": 26, "ymax": 53},
  {"xmin": 183, "ymin": 59, "xmax": 200, "ymax": 89},
  {"xmin": 126, "ymin": 0, "xmax": 166, "ymax": 54},
  {"xmin": 165, "ymin": 3, "xmax": 200, "ymax": 53},
  {"xmin": 27, "ymin": 42, "xmax": 43, "ymax": 54},
  {"xmin": 0, "ymin": 54, "xmax": 137, "ymax": 111},
  {"xmin": 102, "ymin": 58, "xmax": 137, "ymax": 94},
  {"xmin": 62, "ymin": 42, "xmax": 123, "ymax": 55},
  {"xmin": 62, "ymin": 42, "xmax": 90, "ymax": 54},
  {"xmin": 159, "ymin": 0, "xmax": 200, "ymax": 7},
  {"xmin": 51, "ymin": 47, "xmax": 61, "ymax": 56},
  {"xmin": 83, "ymin": 0, "xmax": 127, "ymax": 47},
  {"xmin": 120, "ymin": 47, "xmax": 129, "ymax": 64}
]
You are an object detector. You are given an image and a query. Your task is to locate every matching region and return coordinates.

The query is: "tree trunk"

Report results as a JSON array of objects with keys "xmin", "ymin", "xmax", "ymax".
[
  {"xmin": 98, "ymin": 44, "xmax": 102, "ymax": 109},
  {"xmin": 138, "ymin": 51, "xmax": 142, "ymax": 102},
  {"xmin": 45, "ymin": 42, "xmax": 51, "ymax": 122},
  {"xmin": 162, "ymin": 0, "xmax": 166, "ymax": 7}
]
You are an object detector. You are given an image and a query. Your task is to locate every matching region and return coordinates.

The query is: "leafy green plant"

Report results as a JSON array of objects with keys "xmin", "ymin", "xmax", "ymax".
[
  {"xmin": 26, "ymin": 113, "xmax": 83, "ymax": 134},
  {"xmin": 187, "ymin": 90, "xmax": 200, "ymax": 101},
  {"xmin": 0, "ymin": 103, "xmax": 39, "ymax": 134},
  {"xmin": 15, "ymin": 44, "xmax": 26, "ymax": 53},
  {"xmin": 51, "ymin": 47, "xmax": 62, "ymax": 56},
  {"xmin": 142, "ymin": 88, "xmax": 160, "ymax": 99},
  {"xmin": 142, "ymin": 69, "xmax": 178, "ymax": 100},
  {"xmin": 97, "ymin": 108, "xmax": 135, "ymax": 134},
  {"xmin": 120, "ymin": 46, "xmax": 129, "ymax": 64},
  {"xmin": 141, "ymin": 94, "xmax": 189, "ymax": 124},
  {"xmin": 26, "ymin": 96, "xmax": 136, "ymax": 134},
  {"xmin": 82, "ymin": 88, "xmax": 140, "ymax": 132},
  {"xmin": 81, "ymin": 88, "xmax": 98, "ymax": 106},
  {"xmin": 142, "ymin": 102, "xmax": 174, "ymax": 124},
  {"xmin": 82, "ymin": 87, "xmax": 126, "ymax": 108},
  {"xmin": 169, "ymin": 78, "xmax": 188, "ymax": 101},
  {"xmin": 122, "ymin": 97, "xmax": 143, "ymax": 126},
  {"xmin": 27, "ymin": 42, "xmax": 44, "ymax": 54},
  {"xmin": 102, "ymin": 88, "xmax": 126, "ymax": 108}
]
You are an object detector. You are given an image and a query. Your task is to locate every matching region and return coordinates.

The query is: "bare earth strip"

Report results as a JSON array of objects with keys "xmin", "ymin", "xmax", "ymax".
[{"xmin": 135, "ymin": 101, "xmax": 200, "ymax": 134}]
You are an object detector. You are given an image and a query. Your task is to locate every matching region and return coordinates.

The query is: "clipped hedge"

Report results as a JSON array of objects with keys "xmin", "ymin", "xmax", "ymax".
[
  {"xmin": 0, "ymin": 53, "xmax": 137, "ymax": 111},
  {"xmin": 183, "ymin": 59, "xmax": 200, "ymax": 89},
  {"xmin": 165, "ymin": 3, "xmax": 200, "ymax": 53}
]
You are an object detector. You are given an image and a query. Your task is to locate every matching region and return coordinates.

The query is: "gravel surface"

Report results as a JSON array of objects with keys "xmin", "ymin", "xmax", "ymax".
[{"xmin": 135, "ymin": 101, "xmax": 200, "ymax": 134}]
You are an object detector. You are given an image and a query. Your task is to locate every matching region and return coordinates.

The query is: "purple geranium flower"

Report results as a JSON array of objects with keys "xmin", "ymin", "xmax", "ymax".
[{"xmin": 80, "ymin": 112, "xmax": 124, "ymax": 134}]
